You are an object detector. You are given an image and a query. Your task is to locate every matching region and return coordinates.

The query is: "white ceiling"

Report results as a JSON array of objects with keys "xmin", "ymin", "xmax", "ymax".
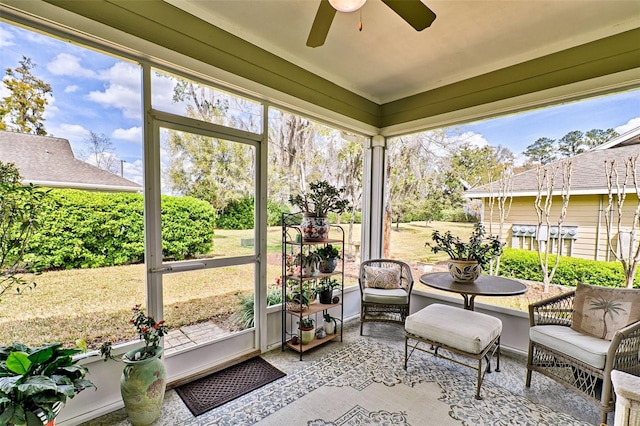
[{"xmin": 165, "ymin": 0, "xmax": 640, "ymax": 104}]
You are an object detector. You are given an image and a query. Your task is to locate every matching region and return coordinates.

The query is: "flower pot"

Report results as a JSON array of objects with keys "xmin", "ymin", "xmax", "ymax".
[
  {"xmin": 323, "ymin": 319, "xmax": 336, "ymax": 335},
  {"xmin": 121, "ymin": 347, "xmax": 167, "ymax": 426},
  {"xmin": 299, "ymin": 327, "xmax": 315, "ymax": 345},
  {"xmin": 319, "ymin": 257, "xmax": 338, "ymax": 273},
  {"xmin": 447, "ymin": 259, "xmax": 482, "ymax": 283},
  {"xmin": 301, "ymin": 265, "xmax": 319, "ymax": 277},
  {"xmin": 300, "ymin": 213, "xmax": 330, "ymax": 242},
  {"xmin": 319, "ymin": 289, "xmax": 333, "ymax": 304}
]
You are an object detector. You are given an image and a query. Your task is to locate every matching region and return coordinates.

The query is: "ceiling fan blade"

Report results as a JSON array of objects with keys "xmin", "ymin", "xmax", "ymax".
[
  {"xmin": 306, "ymin": 0, "xmax": 337, "ymax": 48},
  {"xmin": 381, "ymin": 0, "xmax": 436, "ymax": 31}
]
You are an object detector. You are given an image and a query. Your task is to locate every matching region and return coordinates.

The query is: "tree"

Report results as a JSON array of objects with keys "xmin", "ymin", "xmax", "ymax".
[
  {"xmin": 604, "ymin": 155, "xmax": 640, "ymax": 288},
  {"xmin": 0, "ymin": 56, "xmax": 52, "ymax": 135},
  {"xmin": 486, "ymin": 167, "xmax": 513, "ymax": 275},
  {"xmin": 167, "ymin": 78, "xmax": 255, "ymax": 210},
  {"xmin": 585, "ymin": 128, "xmax": 618, "ymax": 148},
  {"xmin": 336, "ymin": 136, "xmax": 363, "ymax": 256},
  {"xmin": 558, "ymin": 130, "xmax": 586, "ymax": 157},
  {"xmin": 0, "ymin": 162, "xmax": 48, "ymax": 301},
  {"xmin": 534, "ymin": 160, "xmax": 573, "ymax": 292},
  {"xmin": 80, "ymin": 131, "xmax": 120, "ymax": 174},
  {"xmin": 523, "ymin": 137, "xmax": 556, "ymax": 165}
]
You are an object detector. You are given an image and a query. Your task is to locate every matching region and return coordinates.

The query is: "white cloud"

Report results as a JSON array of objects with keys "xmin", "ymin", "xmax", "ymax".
[
  {"xmin": 615, "ymin": 117, "xmax": 640, "ymax": 135},
  {"xmin": 455, "ymin": 131, "xmax": 489, "ymax": 148},
  {"xmin": 47, "ymin": 123, "xmax": 89, "ymax": 155},
  {"xmin": 0, "ymin": 27, "xmax": 14, "ymax": 48},
  {"xmin": 112, "ymin": 126, "xmax": 142, "ymax": 143},
  {"xmin": 64, "ymin": 85, "xmax": 80, "ymax": 93},
  {"xmin": 123, "ymin": 159, "xmax": 144, "ymax": 186},
  {"xmin": 87, "ymin": 62, "xmax": 142, "ymax": 120},
  {"xmin": 47, "ymin": 53, "xmax": 96, "ymax": 78}
]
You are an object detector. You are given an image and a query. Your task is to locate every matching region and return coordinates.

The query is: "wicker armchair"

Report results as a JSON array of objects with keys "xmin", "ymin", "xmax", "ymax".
[
  {"xmin": 526, "ymin": 290, "xmax": 640, "ymax": 424},
  {"xmin": 358, "ymin": 259, "xmax": 414, "ymax": 335}
]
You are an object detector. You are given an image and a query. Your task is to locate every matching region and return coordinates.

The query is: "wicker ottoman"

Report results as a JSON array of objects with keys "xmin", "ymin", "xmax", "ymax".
[{"xmin": 404, "ymin": 303, "xmax": 502, "ymax": 399}]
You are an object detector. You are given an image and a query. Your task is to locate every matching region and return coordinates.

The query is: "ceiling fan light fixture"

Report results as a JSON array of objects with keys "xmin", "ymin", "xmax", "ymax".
[{"xmin": 328, "ymin": 0, "xmax": 366, "ymax": 13}]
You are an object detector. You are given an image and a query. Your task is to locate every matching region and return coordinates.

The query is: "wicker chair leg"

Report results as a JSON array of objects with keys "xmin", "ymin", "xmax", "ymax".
[{"xmin": 525, "ymin": 341, "xmax": 534, "ymax": 387}]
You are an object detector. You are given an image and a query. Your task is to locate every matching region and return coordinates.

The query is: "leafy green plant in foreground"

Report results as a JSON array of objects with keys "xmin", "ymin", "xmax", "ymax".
[{"xmin": 0, "ymin": 342, "xmax": 95, "ymax": 425}]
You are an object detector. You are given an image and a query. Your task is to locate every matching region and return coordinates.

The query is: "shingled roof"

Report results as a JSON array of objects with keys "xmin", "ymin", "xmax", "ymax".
[
  {"xmin": 466, "ymin": 126, "xmax": 640, "ymax": 198},
  {"xmin": 0, "ymin": 131, "xmax": 141, "ymax": 192}
]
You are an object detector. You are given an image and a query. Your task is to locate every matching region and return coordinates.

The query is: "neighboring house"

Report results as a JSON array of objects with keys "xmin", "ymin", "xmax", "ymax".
[
  {"xmin": 0, "ymin": 130, "xmax": 141, "ymax": 192},
  {"xmin": 466, "ymin": 126, "xmax": 640, "ymax": 261}
]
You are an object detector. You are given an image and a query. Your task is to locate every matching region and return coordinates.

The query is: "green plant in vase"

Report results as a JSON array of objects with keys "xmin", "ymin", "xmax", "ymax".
[
  {"xmin": 316, "ymin": 244, "xmax": 341, "ymax": 273},
  {"xmin": 426, "ymin": 223, "xmax": 503, "ymax": 283},
  {"xmin": 297, "ymin": 317, "xmax": 315, "ymax": 345},
  {"xmin": 99, "ymin": 305, "xmax": 169, "ymax": 426},
  {"xmin": 288, "ymin": 180, "xmax": 350, "ymax": 241},
  {"xmin": 323, "ymin": 313, "xmax": 338, "ymax": 335},
  {"xmin": 317, "ymin": 277, "xmax": 340, "ymax": 304}
]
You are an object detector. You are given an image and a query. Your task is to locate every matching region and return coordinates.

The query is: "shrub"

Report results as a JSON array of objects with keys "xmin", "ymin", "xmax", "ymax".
[
  {"xmin": 498, "ymin": 248, "xmax": 640, "ymax": 288},
  {"xmin": 26, "ymin": 189, "xmax": 215, "ymax": 269},
  {"xmin": 267, "ymin": 200, "xmax": 290, "ymax": 226},
  {"xmin": 441, "ymin": 209, "xmax": 478, "ymax": 223},
  {"xmin": 161, "ymin": 195, "xmax": 215, "ymax": 260},
  {"xmin": 217, "ymin": 196, "xmax": 254, "ymax": 230}
]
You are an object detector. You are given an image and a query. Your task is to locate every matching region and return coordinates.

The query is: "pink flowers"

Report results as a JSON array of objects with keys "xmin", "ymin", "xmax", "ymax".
[{"xmin": 130, "ymin": 304, "xmax": 168, "ymax": 359}]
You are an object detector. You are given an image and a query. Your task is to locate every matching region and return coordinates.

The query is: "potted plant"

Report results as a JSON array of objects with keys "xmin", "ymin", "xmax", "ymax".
[
  {"xmin": 99, "ymin": 305, "xmax": 168, "ymax": 426},
  {"xmin": 0, "ymin": 342, "xmax": 95, "ymax": 426},
  {"xmin": 297, "ymin": 317, "xmax": 315, "ymax": 345},
  {"xmin": 323, "ymin": 313, "xmax": 338, "ymax": 335},
  {"xmin": 317, "ymin": 277, "xmax": 340, "ymax": 304},
  {"xmin": 286, "ymin": 286, "xmax": 310, "ymax": 312},
  {"xmin": 426, "ymin": 223, "xmax": 504, "ymax": 283},
  {"xmin": 315, "ymin": 244, "xmax": 341, "ymax": 273},
  {"xmin": 288, "ymin": 180, "xmax": 350, "ymax": 241},
  {"xmin": 296, "ymin": 252, "xmax": 322, "ymax": 277}
]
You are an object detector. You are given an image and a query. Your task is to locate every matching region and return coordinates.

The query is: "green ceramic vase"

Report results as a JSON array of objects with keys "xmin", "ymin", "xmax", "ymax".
[{"xmin": 121, "ymin": 347, "xmax": 166, "ymax": 426}]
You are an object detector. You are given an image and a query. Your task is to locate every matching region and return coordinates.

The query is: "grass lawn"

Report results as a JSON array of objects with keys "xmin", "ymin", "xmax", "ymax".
[{"xmin": 0, "ymin": 221, "xmax": 474, "ymax": 349}]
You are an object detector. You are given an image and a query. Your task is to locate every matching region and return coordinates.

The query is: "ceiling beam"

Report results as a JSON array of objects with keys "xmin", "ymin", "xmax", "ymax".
[
  {"xmin": 41, "ymin": 0, "xmax": 640, "ymax": 130},
  {"xmin": 381, "ymin": 28, "xmax": 640, "ymax": 128}
]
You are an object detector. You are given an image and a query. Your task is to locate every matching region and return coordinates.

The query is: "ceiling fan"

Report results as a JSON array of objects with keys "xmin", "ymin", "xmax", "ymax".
[{"xmin": 306, "ymin": 0, "xmax": 437, "ymax": 48}]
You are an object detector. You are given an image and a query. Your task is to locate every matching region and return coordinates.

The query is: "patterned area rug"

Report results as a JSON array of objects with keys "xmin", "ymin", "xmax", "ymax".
[
  {"xmin": 175, "ymin": 357, "xmax": 286, "ymax": 416},
  {"xmin": 185, "ymin": 339, "xmax": 592, "ymax": 425}
]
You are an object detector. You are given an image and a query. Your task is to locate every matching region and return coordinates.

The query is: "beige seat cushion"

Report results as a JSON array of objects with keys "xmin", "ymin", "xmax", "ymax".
[
  {"xmin": 362, "ymin": 287, "xmax": 408, "ymax": 305},
  {"xmin": 405, "ymin": 304, "xmax": 502, "ymax": 354},
  {"xmin": 530, "ymin": 325, "xmax": 611, "ymax": 369}
]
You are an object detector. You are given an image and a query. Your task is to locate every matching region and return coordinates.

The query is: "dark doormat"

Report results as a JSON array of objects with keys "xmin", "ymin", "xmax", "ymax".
[{"xmin": 175, "ymin": 357, "xmax": 286, "ymax": 416}]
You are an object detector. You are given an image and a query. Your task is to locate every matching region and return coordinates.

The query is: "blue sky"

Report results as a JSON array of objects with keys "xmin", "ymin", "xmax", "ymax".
[{"xmin": 1, "ymin": 20, "xmax": 639, "ymax": 183}]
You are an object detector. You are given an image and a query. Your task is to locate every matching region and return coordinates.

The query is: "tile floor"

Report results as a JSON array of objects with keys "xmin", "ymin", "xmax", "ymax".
[{"xmin": 83, "ymin": 318, "xmax": 612, "ymax": 426}]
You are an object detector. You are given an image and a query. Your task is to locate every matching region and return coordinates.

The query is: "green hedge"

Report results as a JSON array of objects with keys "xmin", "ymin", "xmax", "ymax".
[
  {"xmin": 215, "ymin": 197, "xmax": 291, "ymax": 229},
  {"xmin": 217, "ymin": 197, "xmax": 254, "ymax": 230},
  {"xmin": 26, "ymin": 189, "xmax": 215, "ymax": 269},
  {"xmin": 498, "ymin": 248, "xmax": 640, "ymax": 288}
]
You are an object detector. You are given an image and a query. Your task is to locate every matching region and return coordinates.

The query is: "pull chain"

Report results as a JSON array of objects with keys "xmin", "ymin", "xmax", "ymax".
[{"xmin": 359, "ymin": 9, "xmax": 363, "ymax": 31}]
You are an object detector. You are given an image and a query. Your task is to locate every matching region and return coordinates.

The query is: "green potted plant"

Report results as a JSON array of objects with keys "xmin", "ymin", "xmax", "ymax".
[
  {"xmin": 323, "ymin": 313, "xmax": 338, "ymax": 335},
  {"xmin": 99, "ymin": 305, "xmax": 168, "ymax": 426},
  {"xmin": 426, "ymin": 223, "xmax": 504, "ymax": 283},
  {"xmin": 288, "ymin": 180, "xmax": 350, "ymax": 241},
  {"xmin": 296, "ymin": 251, "xmax": 322, "ymax": 277},
  {"xmin": 315, "ymin": 244, "xmax": 341, "ymax": 273},
  {"xmin": 0, "ymin": 342, "xmax": 95, "ymax": 426},
  {"xmin": 286, "ymin": 286, "xmax": 310, "ymax": 312},
  {"xmin": 317, "ymin": 277, "xmax": 340, "ymax": 304},
  {"xmin": 297, "ymin": 317, "xmax": 315, "ymax": 345}
]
